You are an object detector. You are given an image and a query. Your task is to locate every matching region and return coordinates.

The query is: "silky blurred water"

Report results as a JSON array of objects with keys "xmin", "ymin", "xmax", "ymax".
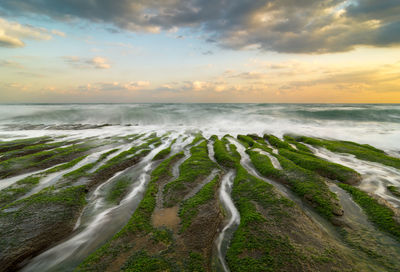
[{"xmin": 0, "ymin": 103, "xmax": 399, "ymax": 152}]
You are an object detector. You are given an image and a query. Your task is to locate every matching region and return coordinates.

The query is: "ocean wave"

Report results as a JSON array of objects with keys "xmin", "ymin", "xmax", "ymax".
[
  {"xmin": 1, "ymin": 104, "xmax": 399, "ymax": 125},
  {"xmin": 0, "ymin": 104, "xmax": 399, "ymax": 151}
]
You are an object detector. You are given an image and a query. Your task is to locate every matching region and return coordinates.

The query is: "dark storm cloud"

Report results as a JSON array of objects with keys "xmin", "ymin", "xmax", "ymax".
[
  {"xmin": 0, "ymin": 0, "xmax": 399, "ymax": 53},
  {"xmin": 346, "ymin": 0, "xmax": 400, "ymax": 20}
]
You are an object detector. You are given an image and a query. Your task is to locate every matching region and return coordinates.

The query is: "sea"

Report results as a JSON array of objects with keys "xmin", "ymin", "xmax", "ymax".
[{"xmin": 0, "ymin": 103, "xmax": 399, "ymax": 153}]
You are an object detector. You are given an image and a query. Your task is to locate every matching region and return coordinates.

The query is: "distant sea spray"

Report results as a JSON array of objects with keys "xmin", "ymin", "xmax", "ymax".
[{"xmin": 0, "ymin": 103, "xmax": 399, "ymax": 152}]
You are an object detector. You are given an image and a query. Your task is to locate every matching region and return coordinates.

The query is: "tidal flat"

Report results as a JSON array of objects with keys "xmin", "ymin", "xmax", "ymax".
[
  {"xmin": 0, "ymin": 131, "xmax": 399, "ymax": 272},
  {"xmin": 1, "ymin": 104, "xmax": 400, "ymax": 271}
]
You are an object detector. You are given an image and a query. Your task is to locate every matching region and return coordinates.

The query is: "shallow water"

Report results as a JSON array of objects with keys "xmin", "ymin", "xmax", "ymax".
[
  {"xmin": 307, "ymin": 144, "xmax": 400, "ymax": 208},
  {"xmin": 230, "ymin": 138, "xmax": 342, "ymax": 241},
  {"xmin": 21, "ymin": 140, "xmax": 170, "ymax": 272},
  {"xmin": 215, "ymin": 170, "xmax": 239, "ymax": 272},
  {"xmin": 21, "ymin": 148, "xmax": 118, "ymax": 200},
  {"xmin": 0, "ymin": 166, "xmax": 61, "ymax": 191},
  {"xmin": 330, "ymin": 184, "xmax": 400, "ymax": 263},
  {"xmin": 156, "ymin": 135, "xmax": 193, "ymax": 209},
  {"xmin": 253, "ymin": 148, "xmax": 282, "ymax": 169}
]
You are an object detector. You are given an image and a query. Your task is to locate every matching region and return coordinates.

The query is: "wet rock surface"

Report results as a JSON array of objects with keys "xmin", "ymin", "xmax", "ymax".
[
  {"xmin": 0, "ymin": 133, "xmax": 399, "ymax": 272},
  {"xmin": 0, "ymin": 186, "xmax": 86, "ymax": 271}
]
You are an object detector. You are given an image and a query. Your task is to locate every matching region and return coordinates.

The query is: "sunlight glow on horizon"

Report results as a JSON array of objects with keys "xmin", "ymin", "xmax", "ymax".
[{"xmin": 0, "ymin": 1, "xmax": 399, "ymax": 103}]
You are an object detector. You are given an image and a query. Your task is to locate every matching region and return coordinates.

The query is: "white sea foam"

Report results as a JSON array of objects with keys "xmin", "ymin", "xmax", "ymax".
[{"xmin": 0, "ymin": 104, "xmax": 398, "ymax": 151}]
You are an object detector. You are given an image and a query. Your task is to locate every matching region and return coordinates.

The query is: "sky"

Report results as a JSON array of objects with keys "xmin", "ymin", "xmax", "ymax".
[{"xmin": 0, "ymin": 0, "xmax": 399, "ymax": 103}]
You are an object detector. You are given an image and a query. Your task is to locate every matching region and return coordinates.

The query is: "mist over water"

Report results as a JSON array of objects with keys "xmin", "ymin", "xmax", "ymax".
[{"xmin": 0, "ymin": 103, "xmax": 399, "ymax": 152}]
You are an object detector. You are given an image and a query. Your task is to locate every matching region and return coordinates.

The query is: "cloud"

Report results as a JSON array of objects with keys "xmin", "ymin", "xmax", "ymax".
[
  {"xmin": 0, "ymin": 31, "xmax": 24, "ymax": 47},
  {"xmin": 0, "ymin": 0, "xmax": 399, "ymax": 53},
  {"xmin": 1, "ymin": 60, "xmax": 399, "ymax": 103},
  {"xmin": 0, "ymin": 17, "xmax": 64, "ymax": 47},
  {"xmin": 88, "ymin": 57, "xmax": 110, "ymax": 69},
  {"xmin": 236, "ymin": 59, "xmax": 400, "ymax": 95},
  {"xmin": 78, "ymin": 81, "xmax": 150, "ymax": 92},
  {"xmin": 63, "ymin": 56, "xmax": 111, "ymax": 69},
  {"xmin": 281, "ymin": 67, "xmax": 400, "ymax": 93},
  {"xmin": 0, "ymin": 59, "xmax": 24, "ymax": 68},
  {"xmin": 51, "ymin": 29, "xmax": 66, "ymax": 37}
]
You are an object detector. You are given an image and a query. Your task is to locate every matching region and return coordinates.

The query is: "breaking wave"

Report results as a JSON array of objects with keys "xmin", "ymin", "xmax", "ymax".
[{"xmin": 0, "ymin": 103, "xmax": 399, "ymax": 151}]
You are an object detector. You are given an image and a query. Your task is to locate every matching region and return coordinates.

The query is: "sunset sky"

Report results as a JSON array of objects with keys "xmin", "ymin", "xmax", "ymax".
[{"xmin": 0, "ymin": 0, "xmax": 399, "ymax": 103}]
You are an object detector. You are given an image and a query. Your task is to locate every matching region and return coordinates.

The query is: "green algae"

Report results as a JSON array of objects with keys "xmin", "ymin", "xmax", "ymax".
[
  {"xmin": 0, "ymin": 176, "xmax": 40, "ymax": 208},
  {"xmin": 0, "ymin": 137, "xmax": 52, "ymax": 153},
  {"xmin": 209, "ymin": 135, "xmax": 366, "ymax": 271},
  {"xmin": 89, "ymin": 148, "xmax": 151, "ymax": 190},
  {"xmin": 98, "ymin": 148, "xmax": 120, "ymax": 161},
  {"xmin": 337, "ymin": 227, "xmax": 400, "ymax": 272},
  {"xmin": 0, "ymin": 140, "xmax": 71, "ymax": 162},
  {"xmin": 212, "ymin": 137, "xmax": 300, "ymax": 270},
  {"xmin": 179, "ymin": 175, "xmax": 219, "ymax": 232},
  {"xmin": 338, "ymin": 183, "xmax": 400, "ymax": 241},
  {"xmin": 227, "ymin": 166, "xmax": 302, "ymax": 272},
  {"xmin": 152, "ymin": 147, "xmax": 171, "ymax": 161},
  {"xmin": 77, "ymin": 153, "xmax": 183, "ymax": 271},
  {"xmin": 295, "ymin": 136, "xmax": 400, "ymax": 170},
  {"xmin": 387, "ymin": 186, "xmax": 400, "ymax": 198},
  {"xmin": 151, "ymin": 228, "xmax": 173, "ymax": 244},
  {"xmin": 0, "ymin": 154, "xmax": 90, "ymax": 208},
  {"xmin": 237, "ymin": 134, "xmax": 272, "ymax": 153},
  {"xmin": 277, "ymin": 148, "xmax": 361, "ymax": 184},
  {"xmin": 152, "ymin": 139, "xmax": 177, "ymax": 161},
  {"xmin": 246, "ymin": 149, "xmax": 342, "ymax": 219},
  {"xmin": 246, "ymin": 150, "xmax": 281, "ymax": 178},
  {"xmin": 237, "ymin": 135, "xmax": 255, "ymax": 149},
  {"xmin": 146, "ymin": 137, "xmax": 163, "ymax": 147},
  {"xmin": 264, "ymin": 134, "xmax": 296, "ymax": 151},
  {"xmin": 44, "ymin": 155, "xmax": 88, "ymax": 174},
  {"xmin": 2, "ymin": 133, "xmax": 399, "ymax": 271},
  {"xmin": 190, "ymin": 133, "xmax": 205, "ymax": 146},
  {"xmin": 78, "ymin": 141, "xmax": 216, "ymax": 271},
  {"xmin": 212, "ymin": 136, "xmax": 238, "ymax": 168},
  {"xmin": 1, "ymin": 185, "xmax": 87, "ymax": 210},
  {"xmin": 62, "ymin": 148, "xmax": 119, "ymax": 181},
  {"xmin": 210, "ymin": 139, "xmax": 350, "ymax": 271},
  {"xmin": 93, "ymin": 136, "xmax": 161, "ymax": 177},
  {"xmin": 163, "ymin": 140, "xmax": 217, "ymax": 207},
  {"xmin": 105, "ymin": 177, "xmax": 132, "ymax": 204},
  {"xmin": 283, "ymin": 135, "xmax": 313, "ymax": 153},
  {"xmin": 0, "ymin": 146, "xmax": 121, "ymax": 210},
  {"xmin": 143, "ymin": 132, "xmax": 157, "ymax": 141},
  {"xmin": 0, "ymin": 185, "xmax": 87, "ymax": 271},
  {"xmin": 253, "ymin": 134, "xmax": 361, "ymax": 184},
  {"xmin": 264, "ymin": 134, "xmax": 319, "ymax": 157},
  {"xmin": 185, "ymin": 251, "xmax": 205, "ymax": 272},
  {"xmin": 121, "ymin": 250, "xmax": 172, "ymax": 271},
  {"xmin": 0, "ymin": 141, "xmax": 98, "ymax": 178},
  {"xmin": 63, "ymin": 163, "xmax": 96, "ymax": 180}
]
